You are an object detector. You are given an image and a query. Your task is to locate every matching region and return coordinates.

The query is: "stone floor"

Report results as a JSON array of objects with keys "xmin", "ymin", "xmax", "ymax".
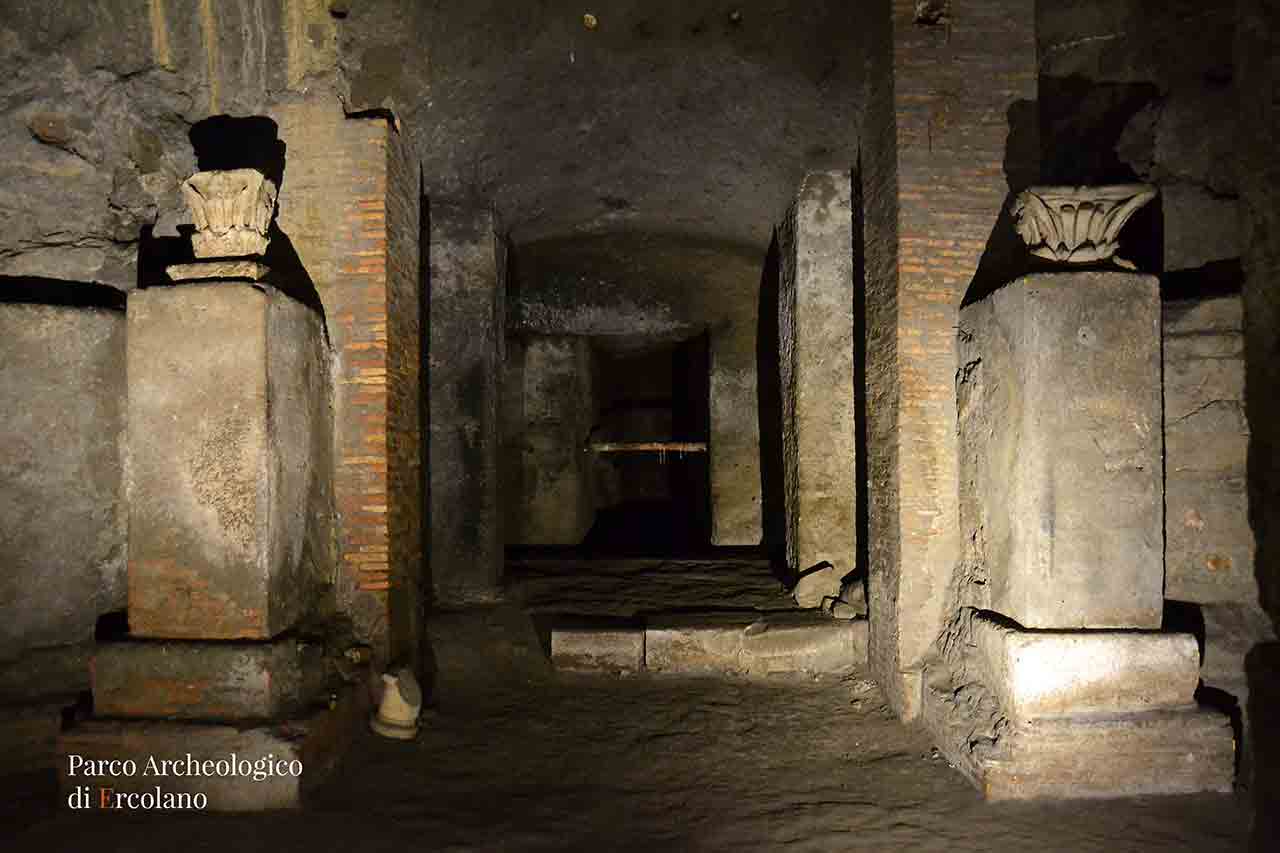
[{"xmin": 1, "ymin": 673, "xmax": 1254, "ymax": 851}]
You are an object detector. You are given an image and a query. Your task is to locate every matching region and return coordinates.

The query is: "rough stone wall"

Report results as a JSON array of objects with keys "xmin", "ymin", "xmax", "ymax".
[
  {"xmin": 1237, "ymin": 1, "xmax": 1280, "ymax": 828},
  {"xmin": 0, "ymin": 0, "xmax": 341, "ymax": 289},
  {"xmin": 1163, "ymin": 295, "xmax": 1254, "ymax": 605},
  {"xmin": 864, "ymin": 0, "xmax": 1038, "ymax": 719},
  {"xmin": 0, "ymin": 301, "xmax": 125, "ymax": 659},
  {"xmin": 428, "ymin": 202, "xmax": 505, "ymax": 603}
]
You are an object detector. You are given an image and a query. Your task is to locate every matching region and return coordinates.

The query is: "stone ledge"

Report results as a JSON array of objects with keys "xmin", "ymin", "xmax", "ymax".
[
  {"xmin": 973, "ymin": 615, "xmax": 1200, "ymax": 721},
  {"xmin": 549, "ymin": 616, "xmax": 868, "ymax": 677}
]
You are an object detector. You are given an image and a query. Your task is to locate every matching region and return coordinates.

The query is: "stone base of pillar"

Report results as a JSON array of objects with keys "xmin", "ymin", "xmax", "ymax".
[
  {"xmin": 924, "ymin": 614, "xmax": 1235, "ymax": 799},
  {"xmin": 57, "ymin": 676, "xmax": 371, "ymax": 811},
  {"xmin": 91, "ymin": 638, "xmax": 330, "ymax": 721}
]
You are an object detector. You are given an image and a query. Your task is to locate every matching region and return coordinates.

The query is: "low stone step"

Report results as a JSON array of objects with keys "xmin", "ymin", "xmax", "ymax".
[
  {"xmin": 923, "ymin": 683, "xmax": 1234, "ymax": 800},
  {"xmin": 972, "ymin": 614, "xmax": 1201, "ymax": 721},
  {"xmin": 550, "ymin": 626, "xmax": 644, "ymax": 673},
  {"xmin": 550, "ymin": 615, "xmax": 868, "ymax": 677}
]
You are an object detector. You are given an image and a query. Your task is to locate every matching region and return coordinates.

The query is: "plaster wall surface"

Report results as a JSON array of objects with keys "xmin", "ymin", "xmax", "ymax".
[
  {"xmin": 1163, "ymin": 295, "xmax": 1254, "ymax": 604},
  {"xmin": 0, "ymin": 302, "xmax": 125, "ymax": 659}
]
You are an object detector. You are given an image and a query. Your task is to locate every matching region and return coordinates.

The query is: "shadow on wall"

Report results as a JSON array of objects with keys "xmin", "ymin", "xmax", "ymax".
[{"xmin": 962, "ymin": 99, "xmax": 1040, "ymax": 308}]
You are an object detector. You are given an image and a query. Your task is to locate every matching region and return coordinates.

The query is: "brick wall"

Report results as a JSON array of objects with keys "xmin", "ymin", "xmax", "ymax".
[
  {"xmin": 864, "ymin": 0, "xmax": 1038, "ymax": 719},
  {"xmin": 273, "ymin": 95, "xmax": 421, "ymax": 667}
]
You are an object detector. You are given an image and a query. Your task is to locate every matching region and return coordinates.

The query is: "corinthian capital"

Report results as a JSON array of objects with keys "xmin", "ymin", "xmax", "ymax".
[
  {"xmin": 180, "ymin": 168, "xmax": 278, "ymax": 259},
  {"xmin": 1011, "ymin": 184, "xmax": 1157, "ymax": 269}
]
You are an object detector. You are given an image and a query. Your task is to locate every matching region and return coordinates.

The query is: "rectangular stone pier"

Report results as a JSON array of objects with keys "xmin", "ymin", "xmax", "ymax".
[
  {"xmin": 777, "ymin": 171, "xmax": 857, "ymax": 608},
  {"xmin": 957, "ymin": 271, "xmax": 1163, "ymax": 629},
  {"xmin": 428, "ymin": 202, "xmax": 505, "ymax": 603},
  {"xmin": 127, "ymin": 284, "xmax": 330, "ymax": 639}
]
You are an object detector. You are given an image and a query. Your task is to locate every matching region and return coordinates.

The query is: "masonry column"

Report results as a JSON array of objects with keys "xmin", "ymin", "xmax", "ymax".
[
  {"xmin": 429, "ymin": 202, "xmax": 506, "ymax": 603},
  {"xmin": 863, "ymin": 0, "xmax": 1038, "ymax": 719},
  {"xmin": 777, "ymin": 171, "xmax": 857, "ymax": 607}
]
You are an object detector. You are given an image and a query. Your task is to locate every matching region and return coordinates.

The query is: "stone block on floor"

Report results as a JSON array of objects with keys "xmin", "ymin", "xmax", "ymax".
[
  {"xmin": 550, "ymin": 626, "xmax": 644, "ymax": 673},
  {"xmin": 92, "ymin": 639, "xmax": 328, "ymax": 721},
  {"xmin": 645, "ymin": 614, "xmax": 867, "ymax": 677},
  {"xmin": 972, "ymin": 615, "xmax": 1200, "ymax": 721}
]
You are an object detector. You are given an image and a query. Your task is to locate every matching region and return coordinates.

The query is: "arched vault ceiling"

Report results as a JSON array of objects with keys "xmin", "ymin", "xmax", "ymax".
[{"xmin": 341, "ymin": 0, "xmax": 868, "ymax": 254}]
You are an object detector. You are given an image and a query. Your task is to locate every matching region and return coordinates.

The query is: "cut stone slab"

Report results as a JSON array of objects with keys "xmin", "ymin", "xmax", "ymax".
[
  {"xmin": 92, "ymin": 639, "xmax": 328, "ymax": 721},
  {"xmin": 923, "ymin": 683, "xmax": 1234, "ymax": 800},
  {"xmin": 57, "ymin": 679, "xmax": 369, "ymax": 811},
  {"xmin": 645, "ymin": 615, "xmax": 867, "ymax": 677},
  {"xmin": 166, "ymin": 260, "xmax": 270, "ymax": 282},
  {"xmin": 127, "ymin": 284, "xmax": 329, "ymax": 639},
  {"xmin": 956, "ymin": 271, "xmax": 1163, "ymax": 629},
  {"xmin": 972, "ymin": 615, "xmax": 1199, "ymax": 722},
  {"xmin": 550, "ymin": 626, "xmax": 644, "ymax": 673},
  {"xmin": 777, "ymin": 170, "xmax": 856, "ymax": 607}
]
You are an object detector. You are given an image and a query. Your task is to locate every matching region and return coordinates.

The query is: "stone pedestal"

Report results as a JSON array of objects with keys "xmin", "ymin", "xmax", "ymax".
[
  {"xmin": 957, "ymin": 271, "xmax": 1163, "ymax": 629},
  {"xmin": 777, "ymin": 171, "xmax": 857, "ymax": 607},
  {"xmin": 127, "ymin": 283, "xmax": 329, "ymax": 639},
  {"xmin": 929, "ymin": 267, "xmax": 1235, "ymax": 799},
  {"xmin": 58, "ymin": 167, "xmax": 361, "ymax": 811}
]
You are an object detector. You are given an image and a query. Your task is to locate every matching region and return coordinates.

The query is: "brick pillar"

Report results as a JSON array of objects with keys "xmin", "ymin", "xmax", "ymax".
[
  {"xmin": 273, "ymin": 96, "xmax": 422, "ymax": 670},
  {"xmin": 863, "ymin": 0, "xmax": 1038, "ymax": 718}
]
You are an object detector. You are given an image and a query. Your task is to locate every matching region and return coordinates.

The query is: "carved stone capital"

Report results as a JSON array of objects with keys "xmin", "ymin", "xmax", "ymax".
[
  {"xmin": 1010, "ymin": 184, "xmax": 1157, "ymax": 269},
  {"xmin": 180, "ymin": 169, "xmax": 277, "ymax": 259}
]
